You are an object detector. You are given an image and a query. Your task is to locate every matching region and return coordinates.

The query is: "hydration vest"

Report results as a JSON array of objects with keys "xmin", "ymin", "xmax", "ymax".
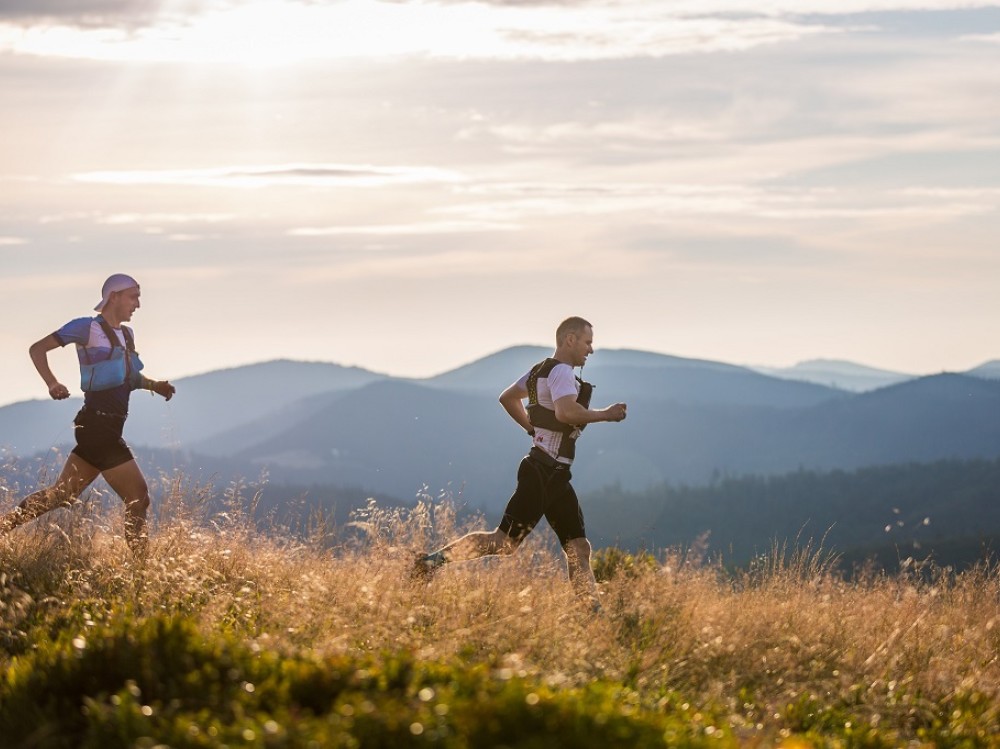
[
  {"xmin": 526, "ymin": 358, "xmax": 594, "ymax": 461},
  {"xmin": 80, "ymin": 317, "xmax": 145, "ymax": 392}
]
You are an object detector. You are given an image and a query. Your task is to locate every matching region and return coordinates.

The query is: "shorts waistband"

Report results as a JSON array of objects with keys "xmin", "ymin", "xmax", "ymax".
[
  {"xmin": 528, "ymin": 446, "xmax": 571, "ymax": 470},
  {"xmin": 80, "ymin": 405, "xmax": 128, "ymax": 421}
]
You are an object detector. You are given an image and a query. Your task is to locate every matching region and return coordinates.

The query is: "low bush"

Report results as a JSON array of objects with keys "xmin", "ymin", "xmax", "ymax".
[{"xmin": 1, "ymin": 614, "xmax": 725, "ymax": 748}]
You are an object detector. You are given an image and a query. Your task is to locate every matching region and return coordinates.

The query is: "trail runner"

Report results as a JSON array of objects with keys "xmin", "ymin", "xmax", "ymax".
[
  {"xmin": 0, "ymin": 274, "xmax": 175, "ymax": 555},
  {"xmin": 414, "ymin": 316, "xmax": 627, "ymax": 609}
]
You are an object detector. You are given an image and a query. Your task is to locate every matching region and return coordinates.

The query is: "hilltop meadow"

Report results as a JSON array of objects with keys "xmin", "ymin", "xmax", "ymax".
[{"xmin": 2, "ymin": 472, "xmax": 1000, "ymax": 748}]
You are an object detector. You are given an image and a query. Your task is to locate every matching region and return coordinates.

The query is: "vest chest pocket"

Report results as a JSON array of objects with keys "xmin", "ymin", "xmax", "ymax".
[
  {"xmin": 80, "ymin": 318, "xmax": 146, "ymax": 392},
  {"xmin": 81, "ymin": 349, "xmax": 128, "ymax": 391},
  {"xmin": 80, "ymin": 349, "xmax": 145, "ymax": 391}
]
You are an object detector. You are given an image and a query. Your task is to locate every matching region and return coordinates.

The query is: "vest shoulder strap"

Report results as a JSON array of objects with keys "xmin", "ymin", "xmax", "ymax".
[
  {"xmin": 526, "ymin": 358, "xmax": 561, "ymax": 408},
  {"xmin": 96, "ymin": 316, "xmax": 121, "ymax": 350},
  {"xmin": 121, "ymin": 325, "xmax": 135, "ymax": 351},
  {"xmin": 95, "ymin": 316, "xmax": 136, "ymax": 352}
]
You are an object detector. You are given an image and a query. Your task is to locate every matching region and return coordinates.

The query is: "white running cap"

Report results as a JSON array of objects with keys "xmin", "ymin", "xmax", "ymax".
[{"xmin": 94, "ymin": 273, "xmax": 139, "ymax": 312}]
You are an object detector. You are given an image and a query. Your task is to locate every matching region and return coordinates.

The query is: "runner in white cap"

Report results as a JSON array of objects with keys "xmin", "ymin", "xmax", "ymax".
[
  {"xmin": 94, "ymin": 273, "xmax": 141, "ymax": 312},
  {"xmin": 0, "ymin": 274, "xmax": 176, "ymax": 556}
]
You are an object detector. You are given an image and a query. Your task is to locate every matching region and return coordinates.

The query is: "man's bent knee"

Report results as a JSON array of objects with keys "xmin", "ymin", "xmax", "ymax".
[
  {"xmin": 30, "ymin": 484, "xmax": 78, "ymax": 513},
  {"xmin": 125, "ymin": 493, "xmax": 150, "ymax": 515},
  {"xmin": 563, "ymin": 537, "xmax": 592, "ymax": 555},
  {"xmin": 491, "ymin": 528, "xmax": 522, "ymax": 555}
]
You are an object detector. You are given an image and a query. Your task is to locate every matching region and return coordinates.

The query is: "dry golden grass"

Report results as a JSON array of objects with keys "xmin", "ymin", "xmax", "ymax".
[{"xmin": 3, "ymin": 471, "xmax": 1000, "ymax": 743}]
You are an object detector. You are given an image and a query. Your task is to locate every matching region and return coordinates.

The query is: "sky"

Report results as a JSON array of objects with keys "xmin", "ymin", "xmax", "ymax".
[{"xmin": 1, "ymin": 0, "xmax": 999, "ymax": 407}]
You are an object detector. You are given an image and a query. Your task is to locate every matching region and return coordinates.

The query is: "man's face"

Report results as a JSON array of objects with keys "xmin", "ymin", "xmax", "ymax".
[
  {"xmin": 567, "ymin": 326, "xmax": 594, "ymax": 367},
  {"xmin": 109, "ymin": 286, "xmax": 141, "ymax": 321}
]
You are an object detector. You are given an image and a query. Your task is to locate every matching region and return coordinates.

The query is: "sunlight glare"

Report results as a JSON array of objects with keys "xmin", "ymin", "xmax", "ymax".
[
  {"xmin": 0, "ymin": 0, "xmax": 834, "ymax": 66},
  {"xmin": 0, "ymin": 1, "xmax": 514, "ymax": 66}
]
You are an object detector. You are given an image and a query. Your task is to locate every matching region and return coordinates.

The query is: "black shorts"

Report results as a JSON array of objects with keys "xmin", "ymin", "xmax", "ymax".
[
  {"xmin": 71, "ymin": 407, "xmax": 134, "ymax": 472},
  {"xmin": 498, "ymin": 453, "xmax": 586, "ymax": 547}
]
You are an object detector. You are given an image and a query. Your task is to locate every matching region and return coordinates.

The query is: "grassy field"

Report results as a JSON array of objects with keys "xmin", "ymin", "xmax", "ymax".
[{"xmin": 2, "ymin": 474, "xmax": 999, "ymax": 747}]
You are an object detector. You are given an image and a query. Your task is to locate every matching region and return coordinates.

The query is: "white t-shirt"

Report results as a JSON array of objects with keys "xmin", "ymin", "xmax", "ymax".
[{"xmin": 516, "ymin": 361, "xmax": 580, "ymax": 464}]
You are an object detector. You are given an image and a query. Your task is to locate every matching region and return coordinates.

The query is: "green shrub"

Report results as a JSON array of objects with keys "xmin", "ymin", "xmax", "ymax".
[
  {"xmin": 591, "ymin": 547, "xmax": 659, "ymax": 582},
  {"xmin": 0, "ymin": 613, "xmax": 728, "ymax": 748}
]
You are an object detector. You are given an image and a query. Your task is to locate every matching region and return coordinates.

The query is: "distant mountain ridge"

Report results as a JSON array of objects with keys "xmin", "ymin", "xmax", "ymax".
[
  {"xmin": 967, "ymin": 360, "xmax": 1000, "ymax": 380},
  {"xmin": 2, "ymin": 348, "xmax": 999, "ymax": 515},
  {"xmin": 127, "ymin": 359, "xmax": 386, "ymax": 449},
  {"xmin": 751, "ymin": 358, "xmax": 913, "ymax": 392},
  {"xmin": 421, "ymin": 345, "xmax": 548, "ymax": 391}
]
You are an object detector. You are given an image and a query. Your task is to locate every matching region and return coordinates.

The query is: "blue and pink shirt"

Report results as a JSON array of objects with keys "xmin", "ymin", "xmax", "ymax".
[{"xmin": 53, "ymin": 316, "xmax": 136, "ymax": 416}]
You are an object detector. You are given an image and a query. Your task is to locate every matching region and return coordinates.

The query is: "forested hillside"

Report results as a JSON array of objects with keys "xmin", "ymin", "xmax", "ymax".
[{"xmin": 583, "ymin": 457, "xmax": 1000, "ymax": 571}]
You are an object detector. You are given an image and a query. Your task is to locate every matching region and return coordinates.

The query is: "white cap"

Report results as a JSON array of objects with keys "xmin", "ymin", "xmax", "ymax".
[{"xmin": 94, "ymin": 273, "xmax": 139, "ymax": 312}]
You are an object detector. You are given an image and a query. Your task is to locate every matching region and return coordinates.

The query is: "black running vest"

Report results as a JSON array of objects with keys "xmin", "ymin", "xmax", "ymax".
[{"xmin": 525, "ymin": 358, "xmax": 594, "ymax": 461}]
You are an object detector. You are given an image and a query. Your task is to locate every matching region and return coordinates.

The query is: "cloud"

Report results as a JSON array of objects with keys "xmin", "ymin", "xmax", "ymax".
[
  {"xmin": 97, "ymin": 212, "xmax": 236, "ymax": 225},
  {"xmin": 289, "ymin": 220, "xmax": 519, "ymax": 236},
  {"xmin": 0, "ymin": 0, "xmax": 144, "ymax": 19},
  {"xmin": 73, "ymin": 164, "xmax": 465, "ymax": 189},
  {"xmin": 3, "ymin": 0, "xmax": 995, "ymax": 65},
  {"xmin": 460, "ymin": 117, "xmax": 735, "ymax": 164},
  {"xmin": 0, "ymin": 0, "xmax": 845, "ymax": 64},
  {"xmin": 30, "ymin": 211, "xmax": 237, "ymax": 227},
  {"xmin": 393, "ymin": 0, "xmax": 999, "ymax": 9},
  {"xmin": 0, "ymin": 236, "xmax": 27, "ymax": 246},
  {"xmin": 963, "ymin": 30, "xmax": 1000, "ymax": 42},
  {"xmin": 276, "ymin": 243, "xmax": 584, "ymax": 283},
  {"xmin": 438, "ymin": 181, "xmax": 1000, "ymax": 223},
  {"xmin": 0, "ymin": 0, "xmax": 210, "ymax": 26}
]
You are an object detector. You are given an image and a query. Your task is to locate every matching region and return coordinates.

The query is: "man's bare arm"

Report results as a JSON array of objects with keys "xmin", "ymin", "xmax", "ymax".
[
  {"xmin": 28, "ymin": 334, "xmax": 70, "ymax": 400},
  {"xmin": 499, "ymin": 380, "xmax": 533, "ymax": 434},
  {"xmin": 553, "ymin": 395, "xmax": 627, "ymax": 426}
]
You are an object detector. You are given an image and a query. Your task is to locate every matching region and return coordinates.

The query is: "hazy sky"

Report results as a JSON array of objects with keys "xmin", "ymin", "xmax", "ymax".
[{"xmin": 2, "ymin": 0, "xmax": 999, "ymax": 406}]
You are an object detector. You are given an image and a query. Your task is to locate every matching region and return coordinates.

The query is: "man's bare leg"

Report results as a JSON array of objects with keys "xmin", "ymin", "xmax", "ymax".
[
  {"xmin": 101, "ymin": 459, "xmax": 150, "ymax": 556},
  {"xmin": 414, "ymin": 528, "xmax": 519, "ymax": 578},
  {"xmin": 563, "ymin": 536, "xmax": 600, "ymax": 607},
  {"xmin": 0, "ymin": 453, "xmax": 99, "ymax": 536}
]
